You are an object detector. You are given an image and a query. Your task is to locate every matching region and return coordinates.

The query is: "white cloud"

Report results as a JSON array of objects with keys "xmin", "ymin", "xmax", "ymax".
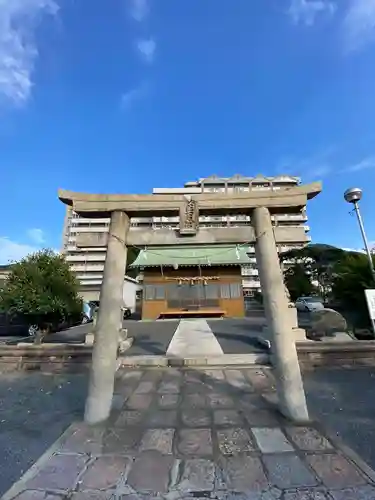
[
  {"xmin": 342, "ymin": 0, "xmax": 375, "ymax": 52},
  {"xmin": 27, "ymin": 228, "xmax": 45, "ymax": 244},
  {"xmin": 345, "ymin": 155, "xmax": 375, "ymax": 172},
  {"xmin": 0, "ymin": 0, "xmax": 59, "ymax": 106},
  {"xmin": 136, "ymin": 38, "xmax": 156, "ymax": 63},
  {"xmin": 120, "ymin": 82, "xmax": 148, "ymax": 109},
  {"xmin": 0, "ymin": 237, "xmax": 40, "ymax": 264},
  {"xmin": 306, "ymin": 165, "xmax": 331, "ymax": 179},
  {"xmin": 129, "ymin": 0, "xmax": 149, "ymax": 22},
  {"xmin": 288, "ymin": 0, "xmax": 336, "ymax": 26},
  {"xmin": 277, "ymin": 148, "xmax": 335, "ymax": 180}
]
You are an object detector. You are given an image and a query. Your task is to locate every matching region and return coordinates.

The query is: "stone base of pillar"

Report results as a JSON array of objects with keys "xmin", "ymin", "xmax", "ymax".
[
  {"xmin": 85, "ymin": 330, "xmax": 133, "ymax": 353},
  {"xmin": 118, "ymin": 336, "xmax": 134, "ymax": 354},
  {"xmin": 262, "ymin": 326, "xmax": 309, "ymax": 343},
  {"xmin": 85, "ymin": 332, "xmax": 94, "ymax": 346},
  {"xmin": 292, "ymin": 328, "xmax": 310, "ymax": 342}
]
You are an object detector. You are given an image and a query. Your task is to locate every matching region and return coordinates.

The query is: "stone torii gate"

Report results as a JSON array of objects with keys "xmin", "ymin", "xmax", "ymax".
[{"xmin": 59, "ymin": 182, "xmax": 321, "ymax": 425}]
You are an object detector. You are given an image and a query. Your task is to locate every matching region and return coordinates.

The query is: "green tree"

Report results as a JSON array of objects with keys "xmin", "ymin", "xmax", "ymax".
[
  {"xmin": 283, "ymin": 262, "xmax": 315, "ymax": 301},
  {"xmin": 331, "ymin": 251, "xmax": 375, "ymax": 328},
  {"xmin": 0, "ymin": 250, "xmax": 83, "ymax": 344},
  {"xmin": 280, "ymin": 244, "xmax": 345, "ymax": 302}
]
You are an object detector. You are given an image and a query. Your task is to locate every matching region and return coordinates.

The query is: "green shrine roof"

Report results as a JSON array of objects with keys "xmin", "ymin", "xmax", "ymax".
[{"xmin": 130, "ymin": 245, "xmax": 252, "ymax": 267}]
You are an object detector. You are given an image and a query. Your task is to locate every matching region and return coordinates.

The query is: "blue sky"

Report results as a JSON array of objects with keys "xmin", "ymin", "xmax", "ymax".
[{"xmin": 1, "ymin": 0, "xmax": 375, "ymax": 263}]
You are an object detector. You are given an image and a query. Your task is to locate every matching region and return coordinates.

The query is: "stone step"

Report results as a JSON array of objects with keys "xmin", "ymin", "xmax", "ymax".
[{"xmin": 118, "ymin": 352, "xmax": 270, "ymax": 368}]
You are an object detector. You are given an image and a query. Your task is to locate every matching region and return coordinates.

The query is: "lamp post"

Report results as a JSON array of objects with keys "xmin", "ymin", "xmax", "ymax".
[
  {"xmin": 344, "ymin": 187, "xmax": 375, "ymax": 337},
  {"xmin": 344, "ymin": 187, "xmax": 375, "ymax": 281}
]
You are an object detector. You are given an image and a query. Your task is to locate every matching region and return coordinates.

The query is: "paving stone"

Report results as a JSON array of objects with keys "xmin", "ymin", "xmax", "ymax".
[
  {"xmin": 263, "ymin": 454, "xmax": 318, "ymax": 489},
  {"xmin": 244, "ymin": 409, "xmax": 280, "ymax": 427},
  {"xmin": 181, "ymin": 409, "xmax": 211, "ymax": 427},
  {"xmin": 283, "ymin": 490, "xmax": 333, "ymax": 499},
  {"xmin": 306, "ymin": 454, "xmax": 367, "ymax": 489},
  {"xmin": 330, "ymin": 485, "xmax": 375, "ymax": 500},
  {"xmin": 226, "ymin": 370, "xmax": 251, "ymax": 390},
  {"xmin": 214, "ymin": 410, "xmax": 243, "ymax": 426},
  {"xmin": 164, "ymin": 368, "xmax": 183, "ymax": 379},
  {"xmin": 239, "ymin": 394, "xmax": 271, "ymax": 411},
  {"xmin": 112, "ymin": 385, "xmax": 135, "ymax": 399},
  {"xmin": 59, "ymin": 425, "xmax": 104, "ymax": 454},
  {"xmin": 285, "ymin": 427, "xmax": 333, "ymax": 452},
  {"xmin": 207, "ymin": 393, "xmax": 234, "ymax": 408},
  {"xmin": 157, "ymin": 394, "xmax": 179, "ymax": 408},
  {"xmin": 142, "ymin": 370, "xmax": 163, "ymax": 382},
  {"xmin": 102, "ymin": 428, "xmax": 141, "ymax": 453},
  {"xmin": 182, "ymin": 393, "xmax": 208, "ymax": 408},
  {"xmin": 71, "ymin": 493, "xmax": 114, "ymax": 500},
  {"xmin": 111, "ymin": 394, "xmax": 125, "ymax": 411},
  {"xmin": 14, "ymin": 493, "xmax": 63, "ymax": 500},
  {"xmin": 158, "ymin": 381, "xmax": 180, "ymax": 394},
  {"xmin": 135, "ymin": 381, "xmax": 156, "ymax": 394},
  {"xmin": 217, "ymin": 427, "xmax": 255, "ymax": 455},
  {"xmin": 139, "ymin": 429, "xmax": 175, "ymax": 454},
  {"xmin": 26, "ymin": 454, "xmax": 88, "ymax": 491},
  {"xmin": 121, "ymin": 370, "xmax": 143, "ymax": 382},
  {"xmin": 126, "ymin": 394, "xmax": 153, "ymax": 410},
  {"xmin": 202, "ymin": 369, "xmax": 225, "ymax": 380},
  {"xmin": 262, "ymin": 392, "xmax": 278, "ymax": 406},
  {"xmin": 176, "ymin": 459, "xmax": 215, "ymax": 493},
  {"xmin": 213, "ymin": 489, "xmax": 282, "ymax": 500},
  {"xmin": 115, "ymin": 410, "xmax": 144, "ymax": 427},
  {"xmin": 219, "ymin": 455, "xmax": 268, "ymax": 492},
  {"xmin": 185, "ymin": 382, "xmax": 207, "ymax": 394},
  {"xmin": 251, "ymin": 427, "xmax": 294, "ymax": 453},
  {"xmin": 127, "ymin": 451, "xmax": 174, "ymax": 493},
  {"xmin": 177, "ymin": 429, "xmax": 213, "ymax": 456},
  {"xmin": 185, "ymin": 371, "xmax": 203, "ymax": 382},
  {"xmin": 79, "ymin": 456, "xmax": 129, "ymax": 490},
  {"xmin": 146, "ymin": 410, "xmax": 177, "ymax": 427},
  {"xmin": 246, "ymin": 369, "xmax": 276, "ymax": 391}
]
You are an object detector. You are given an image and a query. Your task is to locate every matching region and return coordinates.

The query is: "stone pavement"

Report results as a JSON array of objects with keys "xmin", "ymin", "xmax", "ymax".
[{"xmin": 4, "ymin": 367, "xmax": 375, "ymax": 500}]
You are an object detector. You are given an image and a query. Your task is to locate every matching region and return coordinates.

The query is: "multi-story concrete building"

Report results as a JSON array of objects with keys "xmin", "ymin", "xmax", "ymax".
[{"xmin": 61, "ymin": 174, "xmax": 310, "ymax": 298}]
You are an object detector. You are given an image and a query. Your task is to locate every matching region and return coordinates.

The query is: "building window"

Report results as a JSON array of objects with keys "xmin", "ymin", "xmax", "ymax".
[
  {"xmin": 230, "ymin": 283, "xmax": 241, "ymax": 298},
  {"xmin": 144, "ymin": 285, "xmax": 165, "ymax": 301},
  {"xmin": 206, "ymin": 284, "xmax": 220, "ymax": 299},
  {"xmin": 220, "ymin": 283, "xmax": 242, "ymax": 299},
  {"xmin": 220, "ymin": 284, "xmax": 231, "ymax": 299}
]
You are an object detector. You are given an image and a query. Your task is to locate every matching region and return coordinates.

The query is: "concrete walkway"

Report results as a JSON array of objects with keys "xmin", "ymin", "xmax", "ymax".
[
  {"xmin": 166, "ymin": 319, "xmax": 224, "ymax": 357},
  {"xmin": 4, "ymin": 366, "xmax": 375, "ymax": 500}
]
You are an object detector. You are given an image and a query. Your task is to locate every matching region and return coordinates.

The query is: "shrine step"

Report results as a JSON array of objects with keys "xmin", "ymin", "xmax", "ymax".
[{"xmin": 118, "ymin": 352, "xmax": 270, "ymax": 367}]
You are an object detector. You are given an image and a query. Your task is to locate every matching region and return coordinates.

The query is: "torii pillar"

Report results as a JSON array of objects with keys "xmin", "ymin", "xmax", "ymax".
[
  {"xmin": 84, "ymin": 211, "xmax": 130, "ymax": 424},
  {"xmin": 253, "ymin": 206, "xmax": 309, "ymax": 422}
]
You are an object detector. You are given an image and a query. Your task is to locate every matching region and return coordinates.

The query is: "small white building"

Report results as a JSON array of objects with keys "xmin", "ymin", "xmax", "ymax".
[{"xmin": 79, "ymin": 275, "xmax": 140, "ymax": 313}]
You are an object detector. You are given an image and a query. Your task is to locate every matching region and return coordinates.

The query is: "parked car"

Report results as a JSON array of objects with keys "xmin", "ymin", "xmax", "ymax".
[
  {"xmin": 295, "ymin": 296, "xmax": 324, "ymax": 312},
  {"xmin": 0, "ymin": 312, "xmax": 31, "ymax": 337},
  {"xmin": 88, "ymin": 301, "xmax": 132, "ymax": 319},
  {"xmin": 82, "ymin": 301, "xmax": 95, "ymax": 324}
]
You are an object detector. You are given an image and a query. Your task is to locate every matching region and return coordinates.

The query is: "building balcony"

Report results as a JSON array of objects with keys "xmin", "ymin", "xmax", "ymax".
[
  {"xmin": 71, "ymin": 264, "xmax": 105, "ymax": 272},
  {"xmin": 71, "ymin": 226, "xmax": 109, "ymax": 233},
  {"xmin": 75, "ymin": 273, "xmax": 104, "ymax": 280},
  {"xmin": 242, "ymin": 279, "xmax": 261, "ymax": 288},
  {"xmin": 66, "ymin": 253, "xmax": 106, "ymax": 262},
  {"xmin": 241, "ymin": 268, "xmax": 259, "ymax": 276},
  {"xmin": 273, "ymin": 214, "xmax": 308, "ymax": 222},
  {"xmin": 72, "ymin": 218, "xmax": 109, "ymax": 225},
  {"xmin": 79, "ymin": 279, "xmax": 103, "ymax": 286}
]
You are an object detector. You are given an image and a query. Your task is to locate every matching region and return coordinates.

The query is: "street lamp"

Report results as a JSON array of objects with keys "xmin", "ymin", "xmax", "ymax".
[{"xmin": 344, "ymin": 187, "xmax": 375, "ymax": 282}]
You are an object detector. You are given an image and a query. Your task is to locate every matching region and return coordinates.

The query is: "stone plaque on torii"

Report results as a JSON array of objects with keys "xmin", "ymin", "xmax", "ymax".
[{"xmin": 59, "ymin": 182, "xmax": 321, "ymax": 425}]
